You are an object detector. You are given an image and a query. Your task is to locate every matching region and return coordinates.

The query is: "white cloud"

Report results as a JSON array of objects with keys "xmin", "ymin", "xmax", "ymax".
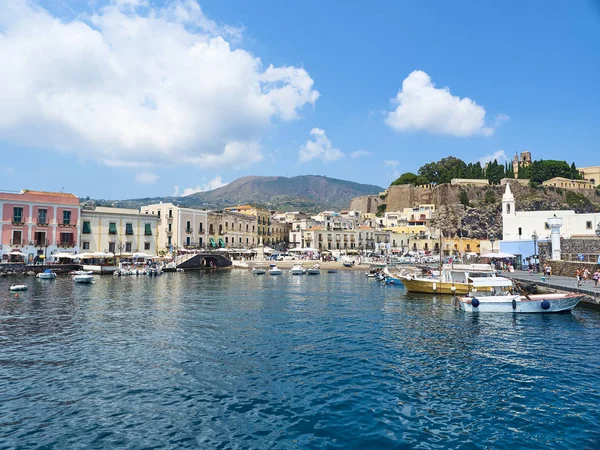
[
  {"xmin": 299, "ymin": 128, "xmax": 344, "ymax": 162},
  {"xmin": 477, "ymin": 150, "xmax": 508, "ymax": 165},
  {"xmin": 182, "ymin": 175, "xmax": 229, "ymax": 196},
  {"xmin": 0, "ymin": 1, "xmax": 318, "ymax": 169},
  {"xmin": 135, "ymin": 171, "xmax": 158, "ymax": 184},
  {"xmin": 173, "ymin": 185, "xmax": 180, "ymax": 197},
  {"xmin": 350, "ymin": 150, "xmax": 371, "ymax": 158},
  {"xmin": 384, "ymin": 160, "xmax": 399, "ymax": 167},
  {"xmin": 385, "ymin": 70, "xmax": 505, "ymax": 137}
]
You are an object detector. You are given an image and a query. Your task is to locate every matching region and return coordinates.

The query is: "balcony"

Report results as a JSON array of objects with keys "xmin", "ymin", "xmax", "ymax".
[
  {"xmin": 60, "ymin": 241, "xmax": 75, "ymax": 247},
  {"xmin": 60, "ymin": 222, "xmax": 77, "ymax": 227},
  {"xmin": 185, "ymin": 228, "xmax": 193, "ymax": 234},
  {"xmin": 37, "ymin": 219, "xmax": 48, "ymax": 226},
  {"xmin": 33, "ymin": 239, "xmax": 49, "ymax": 246},
  {"xmin": 10, "ymin": 239, "xmax": 26, "ymax": 246},
  {"xmin": 12, "ymin": 218, "xmax": 24, "ymax": 225},
  {"xmin": 165, "ymin": 228, "xmax": 172, "ymax": 234}
]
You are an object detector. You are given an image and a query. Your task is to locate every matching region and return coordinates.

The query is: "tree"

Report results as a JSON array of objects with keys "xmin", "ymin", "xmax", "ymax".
[
  {"xmin": 485, "ymin": 159, "xmax": 505, "ymax": 185},
  {"xmin": 484, "ymin": 188, "xmax": 496, "ymax": 204},
  {"xmin": 376, "ymin": 204, "xmax": 387, "ymax": 217},
  {"xmin": 391, "ymin": 172, "xmax": 418, "ymax": 186},
  {"xmin": 459, "ymin": 189, "xmax": 470, "ymax": 207},
  {"xmin": 418, "ymin": 156, "xmax": 468, "ymax": 184}
]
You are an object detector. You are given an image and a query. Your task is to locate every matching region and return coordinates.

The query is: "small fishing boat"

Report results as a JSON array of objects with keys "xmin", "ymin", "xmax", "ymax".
[
  {"xmin": 268, "ymin": 264, "xmax": 282, "ymax": 275},
  {"xmin": 343, "ymin": 260, "xmax": 354, "ymax": 267},
  {"xmin": 457, "ymin": 278, "xmax": 585, "ymax": 313},
  {"xmin": 36, "ymin": 269, "xmax": 57, "ymax": 280},
  {"xmin": 306, "ymin": 264, "xmax": 320, "ymax": 275},
  {"xmin": 72, "ymin": 271, "xmax": 95, "ymax": 284},
  {"xmin": 327, "ymin": 269, "xmax": 338, "ymax": 274},
  {"xmin": 252, "ymin": 267, "xmax": 266, "ymax": 275},
  {"xmin": 9, "ymin": 284, "xmax": 28, "ymax": 292},
  {"xmin": 290, "ymin": 264, "xmax": 306, "ymax": 275}
]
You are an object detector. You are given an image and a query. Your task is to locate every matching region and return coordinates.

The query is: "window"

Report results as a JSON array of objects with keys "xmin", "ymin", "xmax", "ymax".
[
  {"xmin": 108, "ymin": 242, "xmax": 115, "ymax": 253},
  {"xmin": 83, "ymin": 221, "xmax": 92, "ymax": 234},
  {"xmin": 186, "ymin": 221, "xmax": 191, "ymax": 232},
  {"xmin": 126, "ymin": 223, "xmax": 134, "ymax": 235},
  {"xmin": 168, "ymin": 209, "xmax": 173, "ymax": 218},
  {"xmin": 246, "ymin": 224, "xmax": 249, "ymax": 232},
  {"xmin": 12, "ymin": 230, "xmax": 22, "ymax": 245},
  {"xmin": 167, "ymin": 236, "xmax": 172, "ymax": 246},
  {"xmin": 199, "ymin": 237, "xmax": 203, "ymax": 247},
  {"xmin": 143, "ymin": 223, "xmax": 152, "ymax": 236},
  {"xmin": 82, "ymin": 241, "xmax": 90, "ymax": 250},
  {"xmin": 62, "ymin": 210, "xmax": 71, "ymax": 225},
  {"xmin": 38, "ymin": 209, "xmax": 47, "ymax": 224},
  {"xmin": 186, "ymin": 236, "xmax": 191, "ymax": 246},
  {"xmin": 125, "ymin": 242, "xmax": 132, "ymax": 252},
  {"xmin": 168, "ymin": 223, "xmax": 172, "ymax": 232},
  {"xmin": 13, "ymin": 207, "xmax": 23, "ymax": 224},
  {"xmin": 209, "ymin": 224, "xmax": 214, "ymax": 234},
  {"xmin": 34, "ymin": 231, "xmax": 46, "ymax": 246},
  {"xmin": 586, "ymin": 221, "xmax": 592, "ymax": 230},
  {"xmin": 506, "ymin": 204, "xmax": 511, "ymax": 214},
  {"xmin": 225, "ymin": 237, "xmax": 229, "ymax": 243},
  {"xmin": 199, "ymin": 223, "xmax": 203, "ymax": 233},
  {"xmin": 144, "ymin": 242, "xmax": 151, "ymax": 250},
  {"xmin": 109, "ymin": 222, "xmax": 117, "ymax": 234},
  {"xmin": 219, "ymin": 225, "xmax": 223, "ymax": 234},
  {"xmin": 60, "ymin": 232, "xmax": 73, "ymax": 246},
  {"xmin": 518, "ymin": 227, "xmax": 522, "ymax": 236},
  {"xmin": 157, "ymin": 210, "xmax": 161, "ymax": 218}
]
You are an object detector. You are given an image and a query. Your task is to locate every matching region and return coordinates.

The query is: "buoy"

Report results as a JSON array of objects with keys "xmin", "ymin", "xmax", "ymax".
[
  {"xmin": 451, "ymin": 286, "xmax": 456, "ymax": 292},
  {"xmin": 433, "ymin": 282, "xmax": 437, "ymax": 291},
  {"xmin": 471, "ymin": 298, "xmax": 480, "ymax": 307},
  {"xmin": 541, "ymin": 300, "xmax": 550, "ymax": 310},
  {"xmin": 512, "ymin": 298, "xmax": 517, "ymax": 310}
]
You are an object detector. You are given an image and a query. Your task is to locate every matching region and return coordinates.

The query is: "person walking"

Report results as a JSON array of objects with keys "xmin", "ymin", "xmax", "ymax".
[
  {"xmin": 545, "ymin": 264, "xmax": 552, "ymax": 279},
  {"xmin": 575, "ymin": 268, "xmax": 582, "ymax": 287},
  {"xmin": 593, "ymin": 269, "xmax": 599, "ymax": 288}
]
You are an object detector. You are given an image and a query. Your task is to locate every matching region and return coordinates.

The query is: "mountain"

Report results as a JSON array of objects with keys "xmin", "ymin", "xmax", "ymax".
[{"xmin": 96, "ymin": 175, "xmax": 384, "ymax": 212}]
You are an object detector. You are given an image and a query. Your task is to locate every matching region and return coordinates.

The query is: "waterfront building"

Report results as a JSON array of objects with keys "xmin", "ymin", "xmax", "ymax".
[
  {"xmin": 81, "ymin": 206, "xmax": 158, "ymax": 256},
  {"xmin": 500, "ymin": 182, "xmax": 600, "ymax": 265},
  {"xmin": 541, "ymin": 177, "xmax": 595, "ymax": 190},
  {"xmin": 578, "ymin": 166, "xmax": 600, "ymax": 186},
  {"xmin": 289, "ymin": 218, "xmax": 320, "ymax": 248},
  {"xmin": 140, "ymin": 203, "xmax": 208, "ymax": 252},
  {"xmin": 223, "ymin": 205, "xmax": 286, "ymax": 246},
  {"xmin": 311, "ymin": 211, "xmax": 359, "ymax": 231},
  {"xmin": 0, "ymin": 189, "xmax": 80, "ymax": 262},
  {"xmin": 206, "ymin": 211, "xmax": 256, "ymax": 249}
]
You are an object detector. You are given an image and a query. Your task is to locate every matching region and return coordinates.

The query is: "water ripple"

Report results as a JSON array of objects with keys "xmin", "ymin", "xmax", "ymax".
[{"xmin": 0, "ymin": 272, "xmax": 599, "ymax": 449}]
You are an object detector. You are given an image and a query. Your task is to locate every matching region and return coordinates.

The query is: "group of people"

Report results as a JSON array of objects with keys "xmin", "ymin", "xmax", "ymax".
[{"xmin": 576, "ymin": 267, "xmax": 600, "ymax": 288}]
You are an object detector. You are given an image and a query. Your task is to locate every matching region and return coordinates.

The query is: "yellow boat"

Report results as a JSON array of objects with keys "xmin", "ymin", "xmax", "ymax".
[{"xmin": 398, "ymin": 263, "xmax": 504, "ymax": 295}]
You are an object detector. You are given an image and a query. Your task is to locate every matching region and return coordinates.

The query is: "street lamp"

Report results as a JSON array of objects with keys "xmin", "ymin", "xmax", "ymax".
[
  {"xmin": 531, "ymin": 230, "xmax": 538, "ymax": 272},
  {"xmin": 489, "ymin": 232, "xmax": 496, "ymax": 253}
]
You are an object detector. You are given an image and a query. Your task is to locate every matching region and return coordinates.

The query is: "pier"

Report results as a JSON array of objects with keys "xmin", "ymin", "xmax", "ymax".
[{"xmin": 506, "ymin": 271, "xmax": 600, "ymax": 305}]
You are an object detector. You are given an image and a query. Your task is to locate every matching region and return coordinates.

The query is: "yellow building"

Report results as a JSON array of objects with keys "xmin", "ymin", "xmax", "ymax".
[
  {"xmin": 542, "ymin": 177, "xmax": 595, "ymax": 190},
  {"xmin": 223, "ymin": 205, "xmax": 289, "ymax": 246},
  {"xmin": 578, "ymin": 166, "xmax": 600, "ymax": 186}
]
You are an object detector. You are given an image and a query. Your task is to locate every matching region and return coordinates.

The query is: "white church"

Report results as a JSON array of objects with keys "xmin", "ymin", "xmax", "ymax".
[{"xmin": 499, "ymin": 182, "xmax": 600, "ymax": 264}]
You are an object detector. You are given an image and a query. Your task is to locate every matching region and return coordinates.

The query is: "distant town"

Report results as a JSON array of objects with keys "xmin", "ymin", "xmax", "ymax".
[{"xmin": 1, "ymin": 153, "xmax": 599, "ymax": 271}]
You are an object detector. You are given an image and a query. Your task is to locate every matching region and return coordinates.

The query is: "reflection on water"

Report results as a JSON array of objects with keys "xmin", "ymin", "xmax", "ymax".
[{"xmin": 0, "ymin": 271, "xmax": 599, "ymax": 449}]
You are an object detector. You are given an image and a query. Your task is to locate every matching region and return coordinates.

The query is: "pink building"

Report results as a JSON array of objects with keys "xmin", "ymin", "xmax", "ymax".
[{"xmin": 0, "ymin": 190, "xmax": 81, "ymax": 262}]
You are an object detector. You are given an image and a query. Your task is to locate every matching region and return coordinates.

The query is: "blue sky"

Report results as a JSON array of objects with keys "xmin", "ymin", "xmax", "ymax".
[{"xmin": 0, "ymin": 0, "xmax": 598, "ymax": 199}]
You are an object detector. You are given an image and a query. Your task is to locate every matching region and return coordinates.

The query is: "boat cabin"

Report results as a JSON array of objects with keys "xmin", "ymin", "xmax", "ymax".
[
  {"xmin": 467, "ymin": 278, "xmax": 514, "ymax": 297},
  {"xmin": 440, "ymin": 264, "xmax": 497, "ymax": 283}
]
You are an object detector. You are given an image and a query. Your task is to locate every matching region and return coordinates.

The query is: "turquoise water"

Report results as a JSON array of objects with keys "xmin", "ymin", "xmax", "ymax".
[{"xmin": 0, "ymin": 270, "xmax": 599, "ymax": 449}]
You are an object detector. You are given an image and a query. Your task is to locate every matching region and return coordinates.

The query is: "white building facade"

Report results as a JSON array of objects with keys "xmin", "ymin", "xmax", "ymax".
[
  {"xmin": 141, "ymin": 203, "xmax": 208, "ymax": 252},
  {"xmin": 80, "ymin": 207, "xmax": 158, "ymax": 255}
]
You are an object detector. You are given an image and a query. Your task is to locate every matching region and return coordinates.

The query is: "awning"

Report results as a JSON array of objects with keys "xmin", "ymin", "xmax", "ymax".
[
  {"xmin": 209, "ymin": 238, "xmax": 216, "ymax": 248},
  {"xmin": 481, "ymin": 252, "xmax": 515, "ymax": 258},
  {"xmin": 133, "ymin": 252, "xmax": 153, "ymax": 259},
  {"xmin": 218, "ymin": 238, "xmax": 225, "ymax": 248}
]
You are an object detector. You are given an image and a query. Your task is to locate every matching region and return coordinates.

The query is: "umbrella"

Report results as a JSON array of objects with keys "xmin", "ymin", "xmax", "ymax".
[
  {"xmin": 9, "ymin": 251, "xmax": 28, "ymax": 257},
  {"xmin": 133, "ymin": 252, "xmax": 154, "ymax": 259},
  {"xmin": 481, "ymin": 252, "xmax": 515, "ymax": 258},
  {"xmin": 262, "ymin": 246, "xmax": 274, "ymax": 254},
  {"xmin": 53, "ymin": 252, "xmax": 76, "ymax": 259}
]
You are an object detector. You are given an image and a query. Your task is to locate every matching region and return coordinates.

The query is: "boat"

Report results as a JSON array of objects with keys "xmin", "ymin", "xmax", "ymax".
[
  {"xmin": 290, "ymin": 264, "xmax": 306, "ymax": 275},
  {"xmin": 457, "ymin": 278, "xmax": 585, "ymax": 313},
  {"xmin": 72, "ymin": 271, "xmax": 95, "ymax": 284},
  {"xmin": 9, "ymin": 284, "xmax": 28, "ymax": 292},
  {"xmin": 398, "ymin": 263, "xmax": 506, "ymax": 295},
  {"xmin": 36, "ymin": 269, "xmax": 57, "ymax": 280},
  {"xmin": 327, "ymin": 269, "xmax": 338, "ymax": 274},
  {"xmin": 306, "ymin": 264, "xmax": 321, "ymax": 275},
  {"xmin": 268, "ymin": 264, "xmax": 282, "ymax": 275},
  {"xmin": 252, "ymin": 267, "xmax": 266, "ymax": 275},
  {"xmin": 343, "ymin": 260, "xmax": 354, "ymax": 267},
  {"xmin": 162, "ymin": 262, "xmax": 178, "ymax": 273}
]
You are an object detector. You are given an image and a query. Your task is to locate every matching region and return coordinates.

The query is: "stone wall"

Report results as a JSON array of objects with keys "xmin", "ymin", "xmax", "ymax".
[
  {"xmin": 546, "ymin": 260, "xmax": 600, "ymax": 277},
  {"xmin": 385, "ymin": 185, "xmax": 433, "ymax": 212},
  {"xmin": 349, "ymin": 195, "xmax": 383, "ymax": 214}
]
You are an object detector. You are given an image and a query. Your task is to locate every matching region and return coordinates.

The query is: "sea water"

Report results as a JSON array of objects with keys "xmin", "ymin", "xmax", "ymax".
[{"xmin": 1, "ymin": 270, "xmax": 599, "ymax": 449}]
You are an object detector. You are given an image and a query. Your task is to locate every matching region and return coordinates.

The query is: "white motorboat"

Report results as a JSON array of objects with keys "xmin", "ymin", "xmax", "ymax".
[
  {"xmin": 36, "ymin": 269, "xmax": 57, "ymax": 280},
  {"xmin": 457, "ymin": 278, "xmax": 585, "ymax": 313},
  {"xmin": 72, "ymin": 271, "xmax": 95, "ymax": 284},
  {"xmin": 9, "ymin": 284, "xmax": 28, "ymax": 292},
  {"xmin": 268, "ymin": 264, "xmax": 282, "ymax": 275},
  {"xmin": 290, "ymin": 264, "xmax": 306, "ymax": 275},
  {"xmin": 306, "ymin": 264, "xmax": 320, "ymax": 275},
  {"xmin": 252, "ymin": 267, "xmax": 266, "ymax": 275}
]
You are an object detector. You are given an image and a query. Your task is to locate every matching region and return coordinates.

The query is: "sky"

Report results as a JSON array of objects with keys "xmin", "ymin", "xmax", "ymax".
[{"xmin": 0, "ymin": 0, "xmax": 599, "ymax": 199}]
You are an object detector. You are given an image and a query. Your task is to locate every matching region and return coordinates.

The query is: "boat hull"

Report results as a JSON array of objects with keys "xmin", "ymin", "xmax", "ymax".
[
  {"xmin": 458, "ymin": 293, "xmax": 585, "ymax": 313},
  {"xmin": 399, "ymin": 276, "xmax": 479, "ymax": 295}
]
